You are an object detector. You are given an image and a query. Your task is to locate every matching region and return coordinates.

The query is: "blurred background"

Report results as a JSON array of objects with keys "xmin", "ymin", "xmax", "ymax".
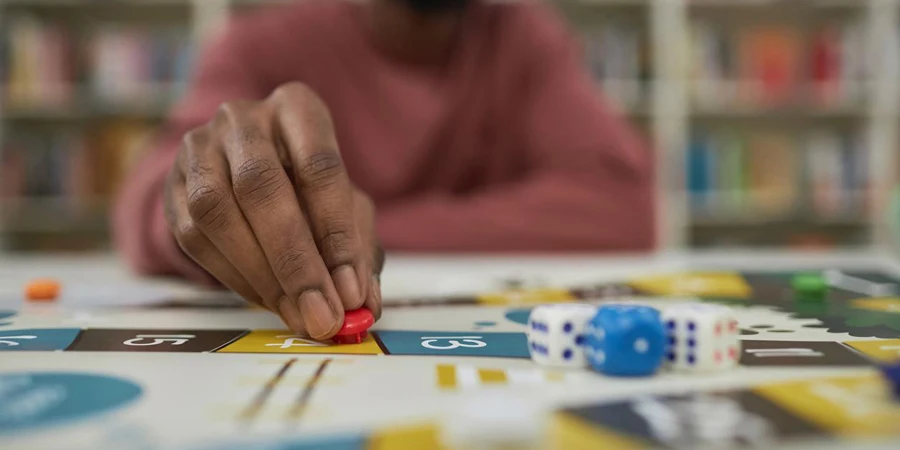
[{"xmin": 0, "ymin": 0, "xmax": 898, "ymax": 256}]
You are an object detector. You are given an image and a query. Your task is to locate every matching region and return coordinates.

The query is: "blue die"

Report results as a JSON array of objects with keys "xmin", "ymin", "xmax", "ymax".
[
  {"xmin": 585, "ymin": 304, "xmax": 665, "ymax": 377},
  {"xmin": 881, "ymin": 362, "xmax": 900, "ymax": 399}
]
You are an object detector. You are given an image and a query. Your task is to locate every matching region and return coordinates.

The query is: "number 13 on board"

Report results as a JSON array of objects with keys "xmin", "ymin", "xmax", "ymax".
[{"xmin": 420, "ymin": 336, "xmax": 487, "ymax": 350}]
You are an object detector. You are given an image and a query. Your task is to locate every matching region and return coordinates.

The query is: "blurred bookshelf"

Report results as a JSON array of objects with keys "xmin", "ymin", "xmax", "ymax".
[
  {"xmin": 0, "ymin": 0, "xmax": 899, "ymax": 254},
  {"xmin": 0, "ymin": 0, "xmax": 199, "ymax": 252},
  {"xmin": 681, "ymin": 0, "xmax": 897, "ymax": 250}
]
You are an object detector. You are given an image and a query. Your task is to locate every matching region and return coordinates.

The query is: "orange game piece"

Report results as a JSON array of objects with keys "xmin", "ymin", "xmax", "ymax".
[{"xmin": 25, "ymin": 278, "xmax": 61, "ymax": 302}]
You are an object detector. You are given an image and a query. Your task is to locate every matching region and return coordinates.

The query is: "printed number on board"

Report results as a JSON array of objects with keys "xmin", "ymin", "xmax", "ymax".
[
  {"xmin": 420, "ymin": 336, "xmax": 487, "ymax": 350},
  {"xmin": 123, "ymin": 334, "xmax": 196, "ymax": 346},
  {"xmin": 265, "ymin": 335, "xmax": 328, "ymax": 349}
]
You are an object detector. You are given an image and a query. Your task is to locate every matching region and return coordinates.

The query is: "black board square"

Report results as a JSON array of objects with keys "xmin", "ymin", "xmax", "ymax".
[
  {"xmin": 68, "ymin": 329, "xmax": 246, "ymax": 353},
  {"xmin": 740, "ymin": 340, "xmax": 870, "ymax": 367}
]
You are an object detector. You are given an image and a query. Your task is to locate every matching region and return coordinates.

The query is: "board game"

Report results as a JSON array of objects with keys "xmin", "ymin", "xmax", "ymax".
[{"xmin": 2, "ymin": 261, "xmax": 900, "ymax": 450}]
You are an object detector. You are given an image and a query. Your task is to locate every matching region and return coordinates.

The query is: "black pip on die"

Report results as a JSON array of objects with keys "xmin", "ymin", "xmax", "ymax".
[
  {"xmin": 662, "ymin": 303, "xmax": 741, "ymax": 371},
  {"xmin": 527, "ymin": 304, "xmax": 598, "ymax": 368}
]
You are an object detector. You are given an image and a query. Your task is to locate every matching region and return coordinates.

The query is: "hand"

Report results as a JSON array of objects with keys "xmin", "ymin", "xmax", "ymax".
[{"xmin": 163, "ymin": 83, "xmax": 383, "ymax": 340}]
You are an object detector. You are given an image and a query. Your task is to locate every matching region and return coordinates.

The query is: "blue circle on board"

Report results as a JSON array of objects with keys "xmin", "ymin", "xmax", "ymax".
[
  {"xmin": 688, "ymin": 355, "xmax": 696, "ymax": 365},
  {"xmin": 688, "ymin": 339, "xmax": 696, "ymax": 347},
  {"xmin": 688, "ymin": 322, "xmax": 696, "ymax": 331},
  {"xmin": 0, "ymin": 372, "xmax": 142, "ymax": 435},
  {"xmin": 575, "ymin": 334, "xmax": 585, "ymax": 345},
  {"xmin": 194, "ymin": 433, "xmax": 365, "ymax": 450},
  {"xmin": 563, "ymin": 349, "xmax": 573, "ymax": 360},
  {"xmin": 563, "ymin": 322, "xmax": 573, "ymax": 333},
  {"xmin": 667, "ymin": 352, "xmax": 676, "ymax": 361},
  {"xmin": 666, "ymin": 320, "xmax": 675, "ymax": 330},
  {"xmin": 504, "ymin": 308, "xmax": 532, "ymax": 325}
]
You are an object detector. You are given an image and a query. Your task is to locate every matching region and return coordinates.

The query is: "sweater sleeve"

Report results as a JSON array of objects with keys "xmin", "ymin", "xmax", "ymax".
[
  {"xmin": 376, "ymin": 5, "xmax": 656, "ymax": 252},
  {"xmin": 111, "ymin": 23, "xmax": 268, "ymax": 281}
]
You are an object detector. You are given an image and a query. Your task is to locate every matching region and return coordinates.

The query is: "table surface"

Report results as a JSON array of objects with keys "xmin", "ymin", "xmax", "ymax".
[
  {"xmin": 2, "ymin": 250, "xmax": 900, "ymax": 450},
  {"xmin": 3, "ymin": 249, "xmax": 900, "ymax": 300}
]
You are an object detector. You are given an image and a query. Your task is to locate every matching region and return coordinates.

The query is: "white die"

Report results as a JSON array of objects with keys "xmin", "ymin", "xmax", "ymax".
[
  {"xmin": 661, "ymin": 303, "xmax": 741, "ymax": 371},
  {"xmin": 526, "ymin": 304, "xmax": 598, "ymax": 368}
]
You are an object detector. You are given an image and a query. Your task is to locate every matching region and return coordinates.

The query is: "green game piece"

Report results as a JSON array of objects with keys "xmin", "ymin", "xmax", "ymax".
[{"xmin": 792, "ymin": 273, "xmax": 829, "ymax": 301}]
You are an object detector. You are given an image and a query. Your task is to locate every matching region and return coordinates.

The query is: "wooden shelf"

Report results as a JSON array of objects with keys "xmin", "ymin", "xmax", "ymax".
[
  {"xmin": 2, "ymin": 102, "xmax": 172, "ymax": 121},
  {"xmin": 687, "ymin": 0, "xmax": 866, "ymax": 9},
  {"xmin": 1, "ymin": 84, "xmax": 181, "ymax": 121},
  {"xmin": 0, "ymin": 199, "xmax": 109, "ymax": 234},
  {"xmin": 0, "ymin": 0, "xmax": 191, "ymax": 7},
  {"xmin": 691, "ymin": 216, "xmax": 869, "ymax": 227},
  {"xmin": 572, "ymin": 0, "xmax": 652, "ymax": 6},
  {"xmin": 689, "ymin": 104, "xmax": 867, "ymax": 120},
  {"xmin": 689, "ymin": 82, "xmax": 869, "ymax": 119}
]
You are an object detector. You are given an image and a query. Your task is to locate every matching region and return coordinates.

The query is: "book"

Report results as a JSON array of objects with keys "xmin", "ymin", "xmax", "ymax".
[
  {"xmin": 688, "ymin": 129, "xmax": 868, "ymax": 223},
  {"xmin": 689, "ymin": 21, "xmax": 863, "ymax": 109},
  {"xmin": 1, "ymin": 15, "xmax": 193, "ymax": 110}
]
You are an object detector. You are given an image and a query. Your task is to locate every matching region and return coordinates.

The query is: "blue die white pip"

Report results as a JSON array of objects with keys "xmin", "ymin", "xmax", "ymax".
[
  {"xmin": 881, "ymin": 362, "xmax": 900, "ymax": 399},
  {"xmin": 585, "ymin": 304, "xmax": 665, "ymax": 376},
  {"xmin": 526, "ymin": 304, "xmax": 598, "ymax": 368}
]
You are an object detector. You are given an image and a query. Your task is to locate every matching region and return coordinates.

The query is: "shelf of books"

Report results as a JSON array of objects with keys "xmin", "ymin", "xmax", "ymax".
[
  {"xmin": 681, "ymin": 0, "xmax": 892, "ymax": 249},
  {"xmin": 566, "ymin": 0, "xmax": 651, "ymax": 117},
  {"xmin": 0, "ymin": 0, "xmax": 194, "ymax": 251},
  {"xmin": 0, "ymin": 0, "xmax": 898, "ymax": 254}
]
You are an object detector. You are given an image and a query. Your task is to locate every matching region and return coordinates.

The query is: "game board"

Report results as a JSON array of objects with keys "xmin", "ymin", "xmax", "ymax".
[{"xmin": 2, "ymin": 264, "xmax": 900, "ymax": 450}]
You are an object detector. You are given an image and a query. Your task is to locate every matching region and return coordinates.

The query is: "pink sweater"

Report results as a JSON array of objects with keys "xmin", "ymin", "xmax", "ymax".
[{"xmin": 113, "ymin": 0, "xmax": 655, "ymax": 282}]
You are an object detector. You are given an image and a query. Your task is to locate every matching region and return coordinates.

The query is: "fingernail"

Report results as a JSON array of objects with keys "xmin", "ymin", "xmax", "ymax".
[
  {"xmin": 371, "ymin": 276, "xmax": 383, "ymax": 320},
  {"xmin": 277, "ymin": 296, "xmax": 305, "ymax": 334},
  {"xmin": 299, "ymin": 290, "xmax": 335, "ymax": 338},
  {"xmin": 333, "ymin": 265, "xmax": 362, "ymax": 309}
]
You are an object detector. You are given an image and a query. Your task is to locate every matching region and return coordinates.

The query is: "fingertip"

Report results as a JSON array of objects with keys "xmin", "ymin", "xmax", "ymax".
[
  {"xmin": 299, "ymin": 290, "xmax": 339, "ymax": 340},
  {"xmin": 333, "ymin": 265, "xmax": 365, "ymax": 310}
]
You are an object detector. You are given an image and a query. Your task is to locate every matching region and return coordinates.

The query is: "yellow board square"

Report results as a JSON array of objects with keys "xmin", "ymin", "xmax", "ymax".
[
  {"xmin": 845, "ymin": 339, "xmax": 900, "ymax": 363},
  {"xmin": 627, "ymin": 272, "xmax": 751, "ymax": 299},
  {"xmin": 850, "ymin": 298, "xmax": 900, "ymax": 314},
  {"xmin": 368, "ymin": 422, "xmax": 446, "ymax": 450},
  {"xmin": 217, "ymin": 330, "xmax": 383, "ymax": 355},
  {"xmin": 477, "ymin": 288, "xmax": 575, "ymax": 306},
  {"xmin": 552, "ymin": 413, "xmax": 646, "ymax": 450},
  {"xmin": 753, "ymin": 374, "xmax": 900, "ymax": 437}
]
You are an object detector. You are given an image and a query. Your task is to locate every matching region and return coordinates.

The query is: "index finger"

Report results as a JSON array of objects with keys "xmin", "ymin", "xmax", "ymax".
[
  {"xmin": 271, "ymin": 84, "xmax": 370, "ymax": 312},
  {"xmin": 216, "ymin": 100, "xmax": 344, "ymax": 340}
]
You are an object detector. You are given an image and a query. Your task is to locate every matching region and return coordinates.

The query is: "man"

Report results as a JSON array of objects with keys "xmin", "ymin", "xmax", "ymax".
[{"xmin": 113, "ymin": 0, "xmax": 655, "ymax": 341}]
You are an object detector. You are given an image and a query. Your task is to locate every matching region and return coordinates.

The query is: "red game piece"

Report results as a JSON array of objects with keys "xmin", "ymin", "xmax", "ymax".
[{"xmin": 332, "ymin": 307, "xmax": 375, "ymax": 344}]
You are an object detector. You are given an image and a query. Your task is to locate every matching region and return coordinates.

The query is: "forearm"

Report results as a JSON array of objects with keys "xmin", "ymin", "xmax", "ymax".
[{"xmin": 376, "ymin": 171, "xmax": 655, "ymax": 253}]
